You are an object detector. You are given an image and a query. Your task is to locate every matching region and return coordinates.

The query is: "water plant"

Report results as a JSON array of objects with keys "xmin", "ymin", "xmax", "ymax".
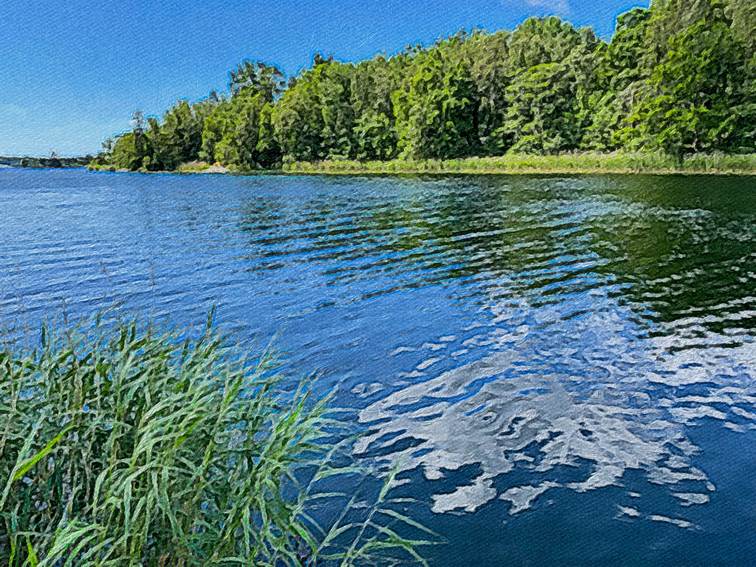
[
  {"xmin": 0, "ymin": 316, "xmax": 432, "ymax": 565},
  {"xmin": 282, "ymin": 152, "xmax": 756, "ymax": 176}
]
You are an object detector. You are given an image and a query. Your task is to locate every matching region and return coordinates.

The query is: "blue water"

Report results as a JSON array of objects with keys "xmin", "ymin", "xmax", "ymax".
[{"xmin": 1, "ymin": 169, "xmax": 755, "ymax": 565}]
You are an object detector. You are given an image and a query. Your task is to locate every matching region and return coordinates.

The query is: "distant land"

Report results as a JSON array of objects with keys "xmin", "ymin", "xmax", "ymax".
[{"xmin": 0, "ymin": 155, "xmax": 92, "ymax": 169}]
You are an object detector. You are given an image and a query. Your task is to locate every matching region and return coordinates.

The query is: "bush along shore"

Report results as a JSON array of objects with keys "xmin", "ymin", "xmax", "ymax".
[
  {"xmin": 89, "ymin": 1, "xmax": 754, "ymax": 176},
  {"xmin": 0, "ymin": 317, "xmax": 433, "ymax": 566}
]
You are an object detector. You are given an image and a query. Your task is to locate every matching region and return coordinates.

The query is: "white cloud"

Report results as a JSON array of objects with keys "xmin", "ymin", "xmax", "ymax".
[{"xmin": 523, "ymin": 0, "xmax": 571, "ymax": 15}]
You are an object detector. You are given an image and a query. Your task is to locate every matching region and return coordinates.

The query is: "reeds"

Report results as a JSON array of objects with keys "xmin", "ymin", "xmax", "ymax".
[
  {"xmin": 283, "ymin": 152, "xmax": 756, "ymax": 175},
  {"xmin": 0, "ymin": 317, "xmax": 432, "ymax": 566}
]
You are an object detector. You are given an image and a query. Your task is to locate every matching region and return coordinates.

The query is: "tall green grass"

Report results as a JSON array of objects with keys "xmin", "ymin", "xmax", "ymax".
[
  {"xmin": 283, "ymin": 152, "xmax": 756, "ymax": 175},
  {"xmin": 0, "ymin": 317, "xmax": 433, "ymax": 566}
]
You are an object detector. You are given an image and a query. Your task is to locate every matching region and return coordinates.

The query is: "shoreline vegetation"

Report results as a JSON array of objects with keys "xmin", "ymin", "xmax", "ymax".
[
  {"xmin": 88, "ymin": 1, "xmax": 755, "ymax": 178},
  {"xmin": 283, "ymin": 153, "xmax": 756, "ymax": 175},
  {"xmin": 89, "ymin": 152, "xmax": 756, "ymax": 176},
  {"xmin": 0, "ymin": 317, "xmax": 431, "ymax": 565}
]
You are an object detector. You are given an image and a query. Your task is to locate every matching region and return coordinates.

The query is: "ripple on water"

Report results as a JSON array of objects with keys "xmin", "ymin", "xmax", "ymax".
[{"xmin": 0, "ymin": 170, "xmax": 754, "ymax": 544}]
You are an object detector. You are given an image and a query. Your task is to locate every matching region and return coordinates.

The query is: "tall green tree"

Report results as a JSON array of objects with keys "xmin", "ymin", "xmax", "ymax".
[
  {"xmin": 503, "ymin": 62, "xmax": 582, "ymax": 153},
  {"xmin": 466, "ymin": 31, "xmax": 512, "ymax": 155},
  {"xmin": 152, "ymin": 100, "xmax": 203, "ymax": 170},
  {"xmin": 229, "ymin": 60, "xmax": 285, "ymax": 100},
  {"xmin": 627, "ymin": 3, "xmax": 750, "ymax": 156},
  {"xmin": 350, "ymin": 55, "xmax": 405, "ymax": 160},
  {"xmin": 273, "ymin": 58, "xmax": 358, "ymax": 161},
  {"xmin": 200, "ymin": 62, "xmax": 284, "ymax": 169},
  {"xmin": 109, "ymin": 111, "xmax": 151, "ymax": 171},
  {"xmin": 507, "ymin": 17, "xmax": 588, "ymax": 74},
  {"xmin": 583, "ymin": 8, "xmax": 652, "ymax": 150},
  {"xmin": 200, "ymin": 98, "xmax": 232, "ymax": 164},
  {"xmin": 318, "ymin": 62, "xmax": 356, "ymax": 159},
  {"xmin": 272, "ymin": 71, "xmax": 326, "ymax": 162},
  {"xmin": 393, "ymin": 35, "xmax": 479, "ymax": 159},
  {"xmin": 502, "ymin": 18, "xmax": 600, "ymax": 154}
]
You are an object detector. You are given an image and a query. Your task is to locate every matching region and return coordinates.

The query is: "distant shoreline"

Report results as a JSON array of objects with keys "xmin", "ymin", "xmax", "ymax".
[{"xmin": 0, "ymin": 155, "xmax": 91, "ymax": 169}]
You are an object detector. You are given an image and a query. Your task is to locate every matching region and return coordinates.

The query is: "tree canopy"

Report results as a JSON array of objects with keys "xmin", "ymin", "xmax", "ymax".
[{"xmin": 96, "ymin": 0, "xmax": 754, "ymax": 171}]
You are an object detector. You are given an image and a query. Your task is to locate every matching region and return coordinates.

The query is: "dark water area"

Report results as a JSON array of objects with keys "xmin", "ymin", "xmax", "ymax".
[{"xmin": 1, "ymin": 168, "xmax": 754, "ymax": 565}]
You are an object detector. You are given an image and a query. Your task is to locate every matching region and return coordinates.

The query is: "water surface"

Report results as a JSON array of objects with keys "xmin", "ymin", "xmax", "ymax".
[{"xmin": 1, "ymin": 169, "xmax": 754, "ymax": 565}]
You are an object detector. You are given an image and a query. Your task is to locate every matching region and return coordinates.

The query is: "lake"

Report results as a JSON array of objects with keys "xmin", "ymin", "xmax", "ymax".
[{"xmin": 1, "ymin": 168, "xmax": 754, "ymax": 565}]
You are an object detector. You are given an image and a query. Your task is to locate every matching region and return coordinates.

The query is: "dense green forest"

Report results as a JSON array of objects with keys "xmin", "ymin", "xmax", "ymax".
[{"xmin": 91, "ymin": 0, "xmax": 755, "ymax": 172}]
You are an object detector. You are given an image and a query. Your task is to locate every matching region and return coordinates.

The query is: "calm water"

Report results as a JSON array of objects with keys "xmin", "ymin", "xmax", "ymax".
[{"xmin": 1, "ymin": 169, "xmax": 755, "ymax": 565}]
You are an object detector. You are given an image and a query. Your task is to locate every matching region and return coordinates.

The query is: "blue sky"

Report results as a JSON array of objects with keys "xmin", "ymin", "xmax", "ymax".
[{"xmin": 0, "ymin": 0, "xmax": 647, "ymax": 156}]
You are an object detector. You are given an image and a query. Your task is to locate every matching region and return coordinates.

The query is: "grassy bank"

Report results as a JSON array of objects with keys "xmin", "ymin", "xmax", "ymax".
[
  {"xmin": 283, "ymin": 153, "xmax": 756, "ymax": 176},
  {"xmin": 0, "ymin": 318, "xmax": 430, "ymax": 566},
  {"xmin": 87, "ymin": 152, "xmax": 756, "ymax": 177}
]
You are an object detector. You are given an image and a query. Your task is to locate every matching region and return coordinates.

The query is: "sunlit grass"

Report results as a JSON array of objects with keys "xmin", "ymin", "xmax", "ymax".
[
  {"xmin": 0, "ymin": 316, "xmax": 433, "ymax": 566},
  {"xmin": 176, "ymin": 160, "xmax": 213, "ymax": 173},
  {"xmin": 283, "ymin": 152, "xmax": 756, "ymax": 175}
]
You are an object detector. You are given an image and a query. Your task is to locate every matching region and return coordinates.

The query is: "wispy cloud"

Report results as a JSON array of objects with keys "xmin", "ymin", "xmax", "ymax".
[{"xmin": 522, "ymin": 0, "xmax": 571, "ymax": 15}]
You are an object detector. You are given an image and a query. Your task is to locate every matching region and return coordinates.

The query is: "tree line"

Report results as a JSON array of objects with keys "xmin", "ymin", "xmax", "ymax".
[
  {"xmin": 92, "ymin": 0, "xmax": 755, "ymax": 172},
  {"xmin": 0, "ymin": 154, "xmax": 92, "ymax": 168}
]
